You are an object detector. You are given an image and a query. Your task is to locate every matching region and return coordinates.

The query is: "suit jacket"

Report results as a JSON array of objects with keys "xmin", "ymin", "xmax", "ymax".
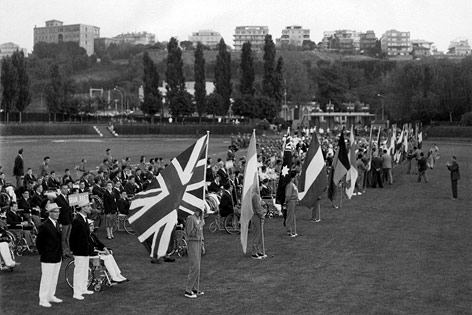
[
  {"xmin": 55, "ymin": 194, "xmax": 73, "ymax": 225},
  {"xmin": 70, "ymin": 214, "xmax": 90, "ymax": 256},
  {"xmin": 24, "ymin": 174, "xmax": 36, "ymax": 185},
  {"xmin": 448, "ymin": 161, "xmax": 460, "ymax": 181},
  {"xmin": 219, "ymin": 190, "xmax": 234, "ymax": 217},
  {"xmin": 36, "ymin": 219, "xmax": 62, "ymax": 263},
  {"xmin": 13, "ymin": 155, "xmax": 24, "ymax": 176},
  {"xmin": 103, "ymin": 189, "xmax": 118, "ymax": 214}
]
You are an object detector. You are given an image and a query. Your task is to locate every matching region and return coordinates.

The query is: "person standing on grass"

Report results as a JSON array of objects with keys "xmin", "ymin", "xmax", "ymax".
[
  {"xmin": 417, "ymin": 152, "xmax": 429, "ymax": 183},
  {"xmin": 36, "ymin": 202, "xmax": 63, "ymax": 308},
  {"xmin": 285, "ymin": 171, "xmax": 299, "ymax": 238},
  {"xmin": 70, "ymin": 199, "xmax": 94, "ymax": 300},
  {"xmin": 250, "ymin": 188, "xmax": 266, "ymax": 259},
  {"xmin": 55, "ymin": 183, "xmax": 73, "ymax": 257},
  {"xmin": 184, "ymin": 208, "xmax": 205, "ymax": 299},
  {"xmin": 446, "ymin": 156, "xmax": 460, "ymax": 200},
  {"xmin": 103, "ymin": 181, "xmax": 118, "ymax": 240},
  {"xmin": 13, "ymin": 148, "xmax": 24, "ymax": 188}
]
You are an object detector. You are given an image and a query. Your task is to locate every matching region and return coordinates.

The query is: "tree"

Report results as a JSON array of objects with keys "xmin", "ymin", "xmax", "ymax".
[
  {"xmin": 44, "ymin": 64, "xmax": 75, "ymax": 120},
  {"xmin": 214, "ymin": 38, "xmax": 232, "ymax": 115},
  {"xmin": 239, "ymin": 42, "xmax": 255, "ymax": 96},
  {"xmin": 194, "ymin": 43, "xmax": 206, "ymax": 120},
  {"xmin": 1, "ymin": 56, "xmax": 18, "ymax": 122},
  {"xmin": 166, "ymin": 38, "xmax": 193, "ymax": 117},
  {"xmin": 262, "ymin": 35, "xmax": 276, "ymax": 98},
  {"xmin": 232, "ymin": 95, "xmax": 258, "ymax": 118},
  {"xmin": 11, "ymin": 50, "xmax": 31, "ymax": 122},
  {"xmin": 273, "ymin": 57, "xmax": 284, "ymax": 105},
  {"xmin": 142, "ymin": 51, "xmax": 162, "ymax": 122},
  {"xmin": 180, "ymin": 40, "xmax": 194, "ymax": 51},
  {"xmin": 205, "ymin": 92, "xmax": 224, "ymax": 117}
]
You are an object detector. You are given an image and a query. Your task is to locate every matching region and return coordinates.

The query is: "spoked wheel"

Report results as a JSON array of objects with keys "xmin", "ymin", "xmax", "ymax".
[
  {"xmin": 208, "ymin": 221, "xmax": 217, "ymax": 233},
  {"xmin": 65, "ymin": 260, "xmax": 93, "ymax": 290},
  {"xmin": 15, "ymin": 238, "xmax": 28, "ymax": 257},
  {"xmin": 177, "ymin": 239, "xmax": 188, "ymax": 257},
  {"xmin": 224, "ymin": 213, "xmax": 241, "ymax": 235},
  {"xmin": 123, "ymin": 217, "xmax": 135, "ymax": 235}
]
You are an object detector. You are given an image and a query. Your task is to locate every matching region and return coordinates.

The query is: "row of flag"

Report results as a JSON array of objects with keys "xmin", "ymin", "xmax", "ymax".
[{"xmin": 128, "ymin": 122, "xmax": 423, "ymax": 257}]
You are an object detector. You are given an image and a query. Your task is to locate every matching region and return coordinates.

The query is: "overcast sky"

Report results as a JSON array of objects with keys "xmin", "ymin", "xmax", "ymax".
[{"xmin": 1, "ymin": 0, "xmax": 471, "ymax": 53}]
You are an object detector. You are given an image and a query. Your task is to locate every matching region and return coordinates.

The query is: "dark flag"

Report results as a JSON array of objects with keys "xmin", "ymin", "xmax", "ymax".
[
  {"xmin": 332, "ymin": 131, "xmax": 350, "ymax": 186},
  {"xmin": 276, "ymin": 136, "xmax": 292, "ymax": 205}
]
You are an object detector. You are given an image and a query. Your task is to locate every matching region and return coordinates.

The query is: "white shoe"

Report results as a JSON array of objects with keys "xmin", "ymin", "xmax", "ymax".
[
  {"xmin": 73, "ymin": 295, "xmax": 84, "ymax": 300},
  {"xmin": 39, "ymin": 301, "xmax": 52, "ymax": 307},
  {"xmin": 82, "ymin": 290, "xmax": 94, "ymax": 295},
  {"xmin": 117, "ymin": 275, "xmax": 128, "ymax": 281},
  {"xmin": 49, "ymin": 296, "xmax": 63, "ymax": 303}
]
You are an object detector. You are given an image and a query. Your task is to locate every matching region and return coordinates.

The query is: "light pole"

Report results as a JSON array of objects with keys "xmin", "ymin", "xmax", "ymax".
[
  {"xmin": 377, "ymin": 94, "xmax": 385, "ymax": 122},
  {"xmin": 114, "ymin": 86, "xmax": 124, "ymax": 113}
]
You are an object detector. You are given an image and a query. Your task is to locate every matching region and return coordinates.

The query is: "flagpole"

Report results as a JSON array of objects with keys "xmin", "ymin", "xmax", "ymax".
[
  {"xmin": 339, "ymin": 182, "xmax": 343, "ymax": 208},
  {"xmin": 197, "ymin": 132, "xmax": 209, "ymax": 294},
  {"xmin": 261, "ymin": 220, "xmax": 266, "ymax": 258}
]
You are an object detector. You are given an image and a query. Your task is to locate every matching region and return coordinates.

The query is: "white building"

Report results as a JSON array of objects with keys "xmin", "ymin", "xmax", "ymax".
[
  {"xmin": 380, "ymin": 29, "xmax": 411, "ymax": 56},
  {"xmin": 0, "ymin": 42, "xmax": 27, "ymax": 58},
  {"xmin": 277, "ymin": 25, "xmax": 310, "ymax": 47},
  {"xmin": 189, "ymin": 30, "xmax": 222, "ymax": 49},
  {"xmin": 113, "ymin": 32, "xmax": 156, "ymax": 45},
  {"xmin": 448, "ymin": 39, "xmax": 471, "ymax": 56},
  {"xmin": 233, "ymin": 26, "xmax": 269, "ymax": 51}
]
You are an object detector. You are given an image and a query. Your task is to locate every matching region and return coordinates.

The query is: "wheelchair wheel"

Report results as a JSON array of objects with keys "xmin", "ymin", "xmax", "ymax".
[
  {"xmin": 65, "ymin": 259, "xmax": 93, "ymax": 290},
  {"xmin": 208, "ymin": 221, "xmax": 217, "ymax": 233},
  {"xmin": 15, "ymin": 238, "xmax": 28, "ymax": 257},
  {"xmin": 93, "ymin": 283, "xmax": 102, "ymax": 292},
  {"xmin": 177, "ymin": 238, "xmax": 188, "ymax": 257},
  {"xmin": 224, "ymin": 213, "xmax": 241, "ymax": 235},
  {"xmin": 0, "ymin": 192, "xmax": 11, "ymax": 206},
  {"xmin": 123, "ymin": 217, "xmax": 135, "ymax": 235}
]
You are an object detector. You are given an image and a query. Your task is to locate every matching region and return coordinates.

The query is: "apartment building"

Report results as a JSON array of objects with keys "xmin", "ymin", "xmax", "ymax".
[
  {"xmin": 411, "ymin": 39, "xmax": 434, "ymax": 56},
  {"xmin": 380, "ymin": 29, "xmax": 410, "ymax": 56},
  {"xmin": 448, "ymin": 39, "xmax": 471, "ymax": 56},
  {"xmin": 113, "ymin": 32, "xmax": 156, "ymax": 45},
  {"xmin": 233, "ymin": 26, "xmax": 269, "ymax": 51},
  {"xmin": 34, "ymin": 20, "xmax": 100, "ymax": 55},
  {"xmin": 319, "ymin": 30, "xmax": 360, "ymax": 51},
  {"xmin": 359, "ymin": 30, "xmax": 377, "ymax": 51},
  {"xmin": 189, "ymin": 30, "xmax": 222, "ymax": 49},
  {"xmin": 277, "ymin": 25, "xmax": 310, "ymax": 47}
]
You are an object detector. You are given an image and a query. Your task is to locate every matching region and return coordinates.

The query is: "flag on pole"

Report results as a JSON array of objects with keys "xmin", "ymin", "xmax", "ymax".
[
  {"xmin": 298, "ymin": 132, "xmax": 328, "ymax": 208},
  {"xmin": 128, "ymin": 135, "xmax": 208, "ymax": 258},
  {"xmin": 332, "ymin": 131, "xmax": 350, "ymax": 186},
  {"xmin": 327, "ymin": 146, "xmax": 339, "ymax": 202},
  {"xmin": 240, "ymin": 130, "xmax": 259, "ymax": 254},
  {"xmin": 345, "ymin": 126, "xmax": 358, "ymax": 199},
  {"xmin": 276, "ymin": 134, "xmax": 293, "ymax": 205},
  {"xmin": 366, "ymin": 125, "xmax": 373, "ymax": 171}
]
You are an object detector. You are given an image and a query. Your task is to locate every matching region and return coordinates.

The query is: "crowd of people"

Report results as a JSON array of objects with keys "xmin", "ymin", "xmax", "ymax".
[{"xmin": 0, "ymin": 129, "xmax": 461, "ymax": 304}]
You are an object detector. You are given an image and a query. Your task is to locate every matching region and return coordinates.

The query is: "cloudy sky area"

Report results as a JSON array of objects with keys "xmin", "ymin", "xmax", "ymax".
[{"xmin": 1, "ymin": 0, "xmax": 471, "ymax": 52}]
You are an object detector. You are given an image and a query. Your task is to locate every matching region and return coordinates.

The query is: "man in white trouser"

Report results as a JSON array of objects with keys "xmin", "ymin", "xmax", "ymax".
[
  {"xmin": 70, "ymin": 199, "xmax": 93, "ymax": 300},
  {"xmin": 36, "ymin": 202, "xmax": 63, "ymax": 308}
]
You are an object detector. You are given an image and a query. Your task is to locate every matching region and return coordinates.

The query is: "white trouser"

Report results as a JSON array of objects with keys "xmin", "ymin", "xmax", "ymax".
[
  {"xmin": 101, "ymin": 254, "xmax": 122, "ymax": 281},
  {"xmin": 39, "ymin": 261, "xmax": 62, "ymax": 303},
  {"xmin": 0, "ymin": 242, "xmax": 15, "ymax": 267},
  {"xmin": 73, "ymin": 256, "xmax": 89, "ymax": 296}
]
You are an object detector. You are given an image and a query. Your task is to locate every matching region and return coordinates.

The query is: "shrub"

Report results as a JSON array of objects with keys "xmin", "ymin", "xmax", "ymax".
[{"xmin": 460, "ymin": 112, "xmax": 472, "ymax": 126}]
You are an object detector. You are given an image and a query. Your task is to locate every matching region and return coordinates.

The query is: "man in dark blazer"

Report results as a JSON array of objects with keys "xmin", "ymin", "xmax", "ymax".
[
  {"xmin": 13, "ymin": 148, "xmax": 24, "ymax": 188},
  {"xmin": 55, "ymin": 183, "xmax": 73, "ymax": 257},
  {"xmin": 69, "ymin": 199, "xmax": 93, "ymax": 300},
  {"xmin": 447, "ymin": 156, "xmax": 460, "ymax": 199},
  {"xmin": 219, "ymin": 182, "xmax": 234, "ymax": 217},
  {"xmin": 36, "ymin": 202, "xmax": 63, "ymax": 308}
]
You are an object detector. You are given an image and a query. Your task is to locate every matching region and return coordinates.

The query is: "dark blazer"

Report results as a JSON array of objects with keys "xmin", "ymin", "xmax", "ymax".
[
  {"xmin": 13, "ymin": 155, "xmax": 24, "ymax": 176},
  {"xmin": 36, "ymin": 219, "xmax": 62, "ymax": 263},
  {"xmin": 55, "ymin": 194, "xmax": 73, "ymax": 225},
  {"xmin": 70, "ymin": 214, "xmax": 90, "ymax": 256},
  {"xmin": 219, "ymin": 190, "xmax": 234, "ymax": 217},
  {"xmin": 23, "ymin": 174, "xmax": 37, "ymax": 185},
  {"xmin": 88, "ymin": 233, "xmax": 106, "ymax": 255},
  {"xmin": 103, "ymin": 189, "xmax": 118, "ymax": 214},
  {"xmin": 448, "ymin": 161, "xmax": 460, "ymax": 181}
]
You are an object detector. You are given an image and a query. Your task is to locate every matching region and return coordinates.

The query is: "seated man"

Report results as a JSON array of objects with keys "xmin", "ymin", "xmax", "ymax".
[
  {"xmin": 0, "ymin": 212, "xmax": 20, "ymax": 269},
  {"xmin": 218, "ymin": 182, "xmax": 234, "ymax": 217},
  {"xmin": 87, "ymin": 220, "xmax": 128, "ymax": 283},
  {"xmin": 6, "ymin": 202, "xmax": 35, "ymax": 248}
]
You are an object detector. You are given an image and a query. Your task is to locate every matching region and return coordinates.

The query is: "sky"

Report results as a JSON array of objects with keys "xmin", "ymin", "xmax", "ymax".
[{"xmin": 1, "ymin": 0, "xmax": 471, "ymax": 53}]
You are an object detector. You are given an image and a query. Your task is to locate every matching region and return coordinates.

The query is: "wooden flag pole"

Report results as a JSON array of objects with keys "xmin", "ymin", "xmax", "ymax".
[
  {"xmin": 261, "ymin": 220, "xmax": 266, "ymax": 258},
  {"xmin": 339, "ymin": 182, "xmax": 344, "ymax": 208}
]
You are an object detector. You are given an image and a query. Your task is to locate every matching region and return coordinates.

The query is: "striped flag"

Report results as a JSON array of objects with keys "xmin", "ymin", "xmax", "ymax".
[
  {"xmin": 298, "ymin": 132, "xmax": 328, "ymax": 208},
  {"xmin": 366, "ymin": 125, "xmax": 373, "ymax": 171},
  {"xmin": 345, "ymin": 126, "xmax": 358, "ymax": 199},
  {"xmin": 240, "ymin": 130, "xmax": 259, "ymax": 254},
  {"xmin": 128, "ymin": 135, "xmax": 208, "ymax": 258},
  {"xmin": 332, "ymin": 131, "xmax": 350, "ymax": 186}
]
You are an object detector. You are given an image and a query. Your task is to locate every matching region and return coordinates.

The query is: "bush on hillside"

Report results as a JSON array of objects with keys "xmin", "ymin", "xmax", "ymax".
[{"xmin": 460, "ymin": 112, "xmax": 472, "ymax": 126}]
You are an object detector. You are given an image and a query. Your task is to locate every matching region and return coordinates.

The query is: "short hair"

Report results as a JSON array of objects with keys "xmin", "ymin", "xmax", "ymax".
[
  {"xmin": 60, "ymin": 183, "xmax": 69, "ymax": 188},
  {"xmin": 290, "ymin": 170, "xmax": 297, "ymax": 178},
  {"xmin": 44, "ymin": 156, "xmax": 50, "ymax": 160},
  {"xmin": 65, "ymin": 168, "xmax": 69, "ymax": 172},
  {"xmin": 106, "ymin": 148, "xmax": 111, "ymax": 152},
  {"xmin": 223, "ymin": 182, "xmax": 231, "ymax": 190}
]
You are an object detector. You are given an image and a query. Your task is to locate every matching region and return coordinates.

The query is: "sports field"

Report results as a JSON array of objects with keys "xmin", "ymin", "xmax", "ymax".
[{"xmin": 0, "ymin": 137, "xmax": 471, "ymax": 315}]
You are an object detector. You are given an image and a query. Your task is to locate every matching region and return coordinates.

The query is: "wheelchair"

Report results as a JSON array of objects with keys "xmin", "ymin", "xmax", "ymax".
[
  {"xmin": 88, "ymin": 195, "xmax": 104, "ymax": 229},
  {"xmin": 8, "ymin": 224, "xmax": 37, "ymax": 257},
  {"xmin": 113, "ymin": 213, "xmax": 134, "ymax": 235},
  {"xmin": 208, "ymin": 206, "xmax": 250, "ymax": 235},
  {"xmin": 65, "ymin": 254, "xmax": 114, "ymax": 292},
  {"xmin": 0, "ymin": 233, "xmax": 17, "ymax": 271},
  {"xmin": 168, "ymin": 223, "xmax": 188, "ymax": 257}
]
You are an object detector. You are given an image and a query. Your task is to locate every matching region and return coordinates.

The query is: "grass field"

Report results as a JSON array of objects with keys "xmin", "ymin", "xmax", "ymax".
[{"xmin": 0, "ymin": 138, "xmax": 471, "ymax": 315}]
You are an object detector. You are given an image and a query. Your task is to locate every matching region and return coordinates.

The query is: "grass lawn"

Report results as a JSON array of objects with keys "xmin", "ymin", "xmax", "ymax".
[{"xmin": 0, "ymin": 139, "xmax": 471, "ymax": 315}]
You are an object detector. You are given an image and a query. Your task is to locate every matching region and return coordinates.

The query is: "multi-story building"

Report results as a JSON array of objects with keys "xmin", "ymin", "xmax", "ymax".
[
  {"xmin": 33, "ymin": 20, "xmax": 100, "ymax": 55},
  {"xmin": 276, "ymin": 25, "xmax": 310, "ymax": 47},
  {"xmin": 411, "ymin": 39, "xmax": 434, "ymax": 57},
  {"xmin": 233, "ymin": 26, "xmax": 269, "ymax": 51},
  {"xmin": 380, "ymin": 29, "xmax": 410, "ymax": 56},
  {"xmin": 189, "ymin": 30, "xmax": 222, "ymax": 49},
  {"xmin": 448, "ymin": 39, "xmax": 471, "ymax": 56},
  {"xmin": 319, "ymin": 30, "xmax": 360, "ymax": 51},
  {"xmin": 113, "ymin": 32, "xmax": 156, "ymax": 45},
  {"xmin": 0, "ymin": 42, "xmax": 27, "ymax": 58},
  {"xmin": 359, "ymin": 30, "xmax": 377, "ymax": 51}
]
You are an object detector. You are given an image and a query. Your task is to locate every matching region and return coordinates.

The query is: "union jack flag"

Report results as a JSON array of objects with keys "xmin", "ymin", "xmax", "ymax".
[{"xmin": 128, "ymin": 135, "xmax": 208, "ymax": 258}]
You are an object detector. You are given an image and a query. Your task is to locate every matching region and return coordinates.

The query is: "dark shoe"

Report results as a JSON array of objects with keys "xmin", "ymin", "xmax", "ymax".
[
  {"xmin": 150, "ymin": 258, "xmax": 161, "ymax": 264},
  {"xmin": 257, "ymin": 253, "xmax": 267, "ymax": 258},
  {"xmin": 184, "ymin": 291, "xmax": 197, "ymax": 299},
  {"xmin": 251, "ymin": 254, "xmax": 262, "ymax": 260},
  {"xmin": 192, "ymin": 289, "xmax": 205, "ymax": 296},
  {"xmin": 164, "ymin": 257, "xmax": 175, "ymax": 262}
]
